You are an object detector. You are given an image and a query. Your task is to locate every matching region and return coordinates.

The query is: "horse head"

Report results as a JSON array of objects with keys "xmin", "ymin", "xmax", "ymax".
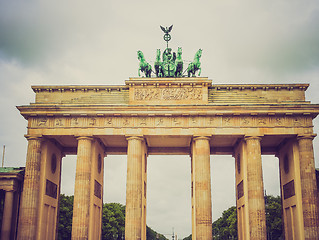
[
  {"xmin": 196, "ymin": 49, "xmax": 202, "ymax": 59},
  {"xmin": 137, "ymin": 50, "xmax": 144, "ymax": 61},
  {"xmin": 177, "ymin": 47, "xmax": 182, "ymax": 59}
]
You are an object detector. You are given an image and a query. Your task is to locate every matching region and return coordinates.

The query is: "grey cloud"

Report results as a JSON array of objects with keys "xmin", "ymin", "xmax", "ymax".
[
  {"xmin": 0, "ymin": 1, "xmax": 110, "ymax": 66},
  {"xmin": 199, "ymin": 1, "xmax": 319, "ymax": 78}
]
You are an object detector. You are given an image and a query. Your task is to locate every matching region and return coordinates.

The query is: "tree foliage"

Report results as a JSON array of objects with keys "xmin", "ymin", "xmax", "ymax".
[
  {"xmin": 183, "ymin": 234, "xmax": 192, "ymax": 240},
  {"xmin": 58, "ymin": 194, "xmax": 74, "ymax": 240},
  {"xmin": 265, "ymin": 195, "xmax": 283, "ymax": 240},
  {"xmin": 102, "ymin": 202, "xmax": 125, "ymax": 240},
  {"xmin": 212, "ymin": 206, "xmax": 237, "ymax": 240},
  {"xmin": 146, "ymin": 226, "xmax": 167, "ymax": 240}
]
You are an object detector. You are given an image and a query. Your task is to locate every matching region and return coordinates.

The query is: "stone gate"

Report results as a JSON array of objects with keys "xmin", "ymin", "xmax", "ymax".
[{"xmin": 16, "ymin": 77, "xmax": 319, "ymax": 239}]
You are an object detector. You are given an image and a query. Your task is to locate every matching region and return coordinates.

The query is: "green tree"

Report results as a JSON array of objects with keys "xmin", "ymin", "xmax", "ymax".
[
  {"xmin": 147, "ymin": 226, "xmax": 157, "ymax": 239},
  {"xmin": 146, "ymin": 226, "xmax": 167, "ymax": 240},
  {"xmin": 212, "ymin": 206, "xmax": 237, "ymax": 240},
  {"xmin": 183, "ymin": 234, "xmax": 192, "ymax": 240},
  {"xmin": 58, "ymin": 194, "xmax": 74, "ymax": 240},
  {"xmin": 102, "ymin": 202, "xmax": 125, "ymax": 240},
  {"xmin": 265, "ymin": 195, "xmax": 283, "ymax": 240}
]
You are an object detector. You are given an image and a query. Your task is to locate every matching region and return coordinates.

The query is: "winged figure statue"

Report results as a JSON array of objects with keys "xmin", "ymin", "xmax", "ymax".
[{"xmin": 160, "ymin": 25, "xmax": 173, "ymax": 34}]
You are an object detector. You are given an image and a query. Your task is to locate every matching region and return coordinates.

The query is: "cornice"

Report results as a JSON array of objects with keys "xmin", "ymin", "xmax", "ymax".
[
  {"xmin": 126, "ymin": 77, "xmax": 211, "ymax": 87},
  {"xmin": 16, "ymin": 103, "xmax": 319, "ymax": 119},
  {"xmin": 32, "ymin": 85, "xmax": 128, "ymax": 93},
  {"xmin": 31, "ymin": 83, "xmax": 309, "ymax": 93},
  {"xmin": 209, "ymin": 83, "xmax": 309, "ymax": 91}
]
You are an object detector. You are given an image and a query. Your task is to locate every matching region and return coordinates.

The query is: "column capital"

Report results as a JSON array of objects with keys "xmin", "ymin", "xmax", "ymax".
[
  {"xmin": 193, "ymin": 135, "xmax": 211, "ymax": 141},
  {"xmin": 297, "ymin": 134, "xmax": 317, "ymax": 141},
  {"xmin": 75, "ymin": 136, "xmax": 94, "ymax": 141},
  {"xmin": 244, "ymin": 135, "xmax": 263, "ymax": 141},
  {"xmin": 125, "ymin": 135, "xmax": 144, "ymax": 141},
  {"xmin": 24, "ymin": 134, "xmax": 43, "ymax": 141}
]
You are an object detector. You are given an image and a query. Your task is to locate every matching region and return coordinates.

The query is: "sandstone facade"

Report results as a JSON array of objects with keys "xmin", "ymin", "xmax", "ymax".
[{"xmin": 16, "ymin": 78, "xmax": 319, "ymax": 240}]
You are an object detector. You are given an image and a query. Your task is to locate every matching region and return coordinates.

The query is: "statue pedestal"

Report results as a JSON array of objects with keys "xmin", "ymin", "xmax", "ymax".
[{"xmin": 126, "ymin": 77, "xmax": 211, "ymax": 105}]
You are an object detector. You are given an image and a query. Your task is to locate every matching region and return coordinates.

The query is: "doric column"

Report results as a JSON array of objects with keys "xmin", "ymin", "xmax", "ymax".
[
  {"xmin": 297, "ymin": 134, "xmax": 319, "ymax": 239},
  {"xmin": 125, "ymin": 136, "xmax": 144, "ymax": 240},
  {"xmin": 72, "ymin": 136, "xmax": 93, "ymax": 240},
  {"xmin": 1, "ymin": 190, "xmax": 14, "ymax": 240},
  {"xmin": 17, "ymin": 135, "xmax": 42, "ymax": 240},
  {"xmin": 244, "ymin": 136, "xmax": 267, "ymax": 239},
  {"xmin": 192, "ymin": 136, "xmax": 212, "ymax": 240}
]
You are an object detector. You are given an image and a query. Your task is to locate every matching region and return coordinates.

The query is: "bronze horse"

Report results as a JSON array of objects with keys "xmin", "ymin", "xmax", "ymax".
[
  {"xmin": 137, "ymin": 50, "xmax": 152, "ymax": 77},
  {"xmin": 187, "ymin": 49, "xmax": 202, "ymax": 77}
]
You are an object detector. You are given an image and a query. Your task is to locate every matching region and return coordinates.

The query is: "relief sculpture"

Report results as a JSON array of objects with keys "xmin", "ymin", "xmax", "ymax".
[
  {"xmin": 37, "ymin": 118, "xmax": 48, "ymax": 126},
  {"xmin": 293, "ymin": 117, "xmax": 302, "ymax": 126},
  {"xmin": 71, "ymin": 118, "xmax": 79, "ymax": 126},
  {"xmin": 134, "ymin": 87, "xmax": 202, "ymax": 101},
  {"xmin": 106, "ymin": 117, "xmax": 113, "ymax": 126},
  {"xmin": 156, "ymin": 118, "xmax": 164, "ymax": 126},
  {"xmin": 30, "ymin": 115, "xmax": 310, "ymax": 129},
  {"xmin": 55, "ymin": 119, "xmax": 63, "ymax": 126},
  {"xmin": 89, "ymin": 118, "xmax": 96, "ymax": 126},
  {"xmin": 275, "ymin": 117, "xmax": 283, "ymax": 126}
]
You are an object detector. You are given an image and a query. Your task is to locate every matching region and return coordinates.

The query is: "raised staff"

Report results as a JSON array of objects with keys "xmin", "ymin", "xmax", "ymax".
[{"xmin": 160, "ymin": 25, "xmax": 173, "ymax": 48}]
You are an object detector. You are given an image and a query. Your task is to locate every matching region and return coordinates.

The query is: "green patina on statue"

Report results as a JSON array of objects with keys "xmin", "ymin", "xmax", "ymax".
[
  {"xmin": 175, "ymin": 47, "xmax": 183, "ymax": 77},
  {"xmin": 152, "ymin": 46, "xmax": 184, "ymax": 77},
  {"xmin": 137, "ymin": 25, "xmax": 202, "ymax": 78},
  {"xmin": 187, "ymin": 49, "xmax": 202, "ymax": 77},
  {"xmin": 137, "ymin": 50, "xmax": 152, "ymax": 78},
  {"xmin": 154, "ymin": 49, "xmax": 163, "ymax": 77}
]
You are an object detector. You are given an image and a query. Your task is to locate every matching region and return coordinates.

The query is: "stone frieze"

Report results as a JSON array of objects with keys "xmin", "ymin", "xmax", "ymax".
[
  {"xmin": 134, "ymin": 87, "xmax": 202, "ymax": 101},
  {"xmin": 29, "ymin": 115, "xmax": 313, "ymax": 129}
]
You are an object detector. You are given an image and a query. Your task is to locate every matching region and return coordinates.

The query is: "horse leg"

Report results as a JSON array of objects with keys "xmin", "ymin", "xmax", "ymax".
[
  {"xmin": 177, "ymin": 67, "xmax": 182, "ymax": 77},
  {"xmin": 147, "ymin": 67, "xmax": 151, "ymax": 77}
]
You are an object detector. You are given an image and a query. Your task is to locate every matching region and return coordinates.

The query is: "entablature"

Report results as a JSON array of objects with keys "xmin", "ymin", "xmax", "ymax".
[{"xmin": 26, "ymin": 133, "xmax": 306, "ymax": 156}]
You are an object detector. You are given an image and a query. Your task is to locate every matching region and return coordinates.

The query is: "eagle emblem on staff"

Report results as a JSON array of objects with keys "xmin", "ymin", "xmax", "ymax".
[
  {"xmin": 160, "ymin": 25, "xmax": 173, "ymax": 34},
  {"xmin": 160, "ymin": 25, "xmax": 173, "ymax": 43}
]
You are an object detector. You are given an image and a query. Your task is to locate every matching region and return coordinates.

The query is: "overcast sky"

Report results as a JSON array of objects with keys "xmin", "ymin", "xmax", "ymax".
[{"xmin": 1, "ymin": 0, "xmax": 319, "ymax": 238}]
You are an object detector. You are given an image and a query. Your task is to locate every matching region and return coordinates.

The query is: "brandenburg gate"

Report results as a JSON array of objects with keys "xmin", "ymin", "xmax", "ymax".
[{"xmin": 16, "ymin": 77, "xmax": 319, "ymax": 239}]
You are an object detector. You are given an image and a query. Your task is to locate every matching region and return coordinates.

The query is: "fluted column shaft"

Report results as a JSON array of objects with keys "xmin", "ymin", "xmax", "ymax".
[
  {"xmin": 72, "ymin": 137, "xmax": 93, "ymax": 240},
  {"xmin": 125, "ymin": 136, "xmax": 144, "ymax": 240},
  {"xmin": 297, "ymin": 135, "xmax": 319, "ymax": 239},
  {"xmin": 17, "ymin": 136, "xmax": 42, "ymax": 240},
  {"xmin": 192, "ymin": 136, "xmax": 212, "ymax": 240},
  {"xmin": 245, "ymin": 136, "xmax": 267, "ymax": 239},
  {"xmin": 1, "ymin": 190, "xmax": 14, "ymax": 240}
]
